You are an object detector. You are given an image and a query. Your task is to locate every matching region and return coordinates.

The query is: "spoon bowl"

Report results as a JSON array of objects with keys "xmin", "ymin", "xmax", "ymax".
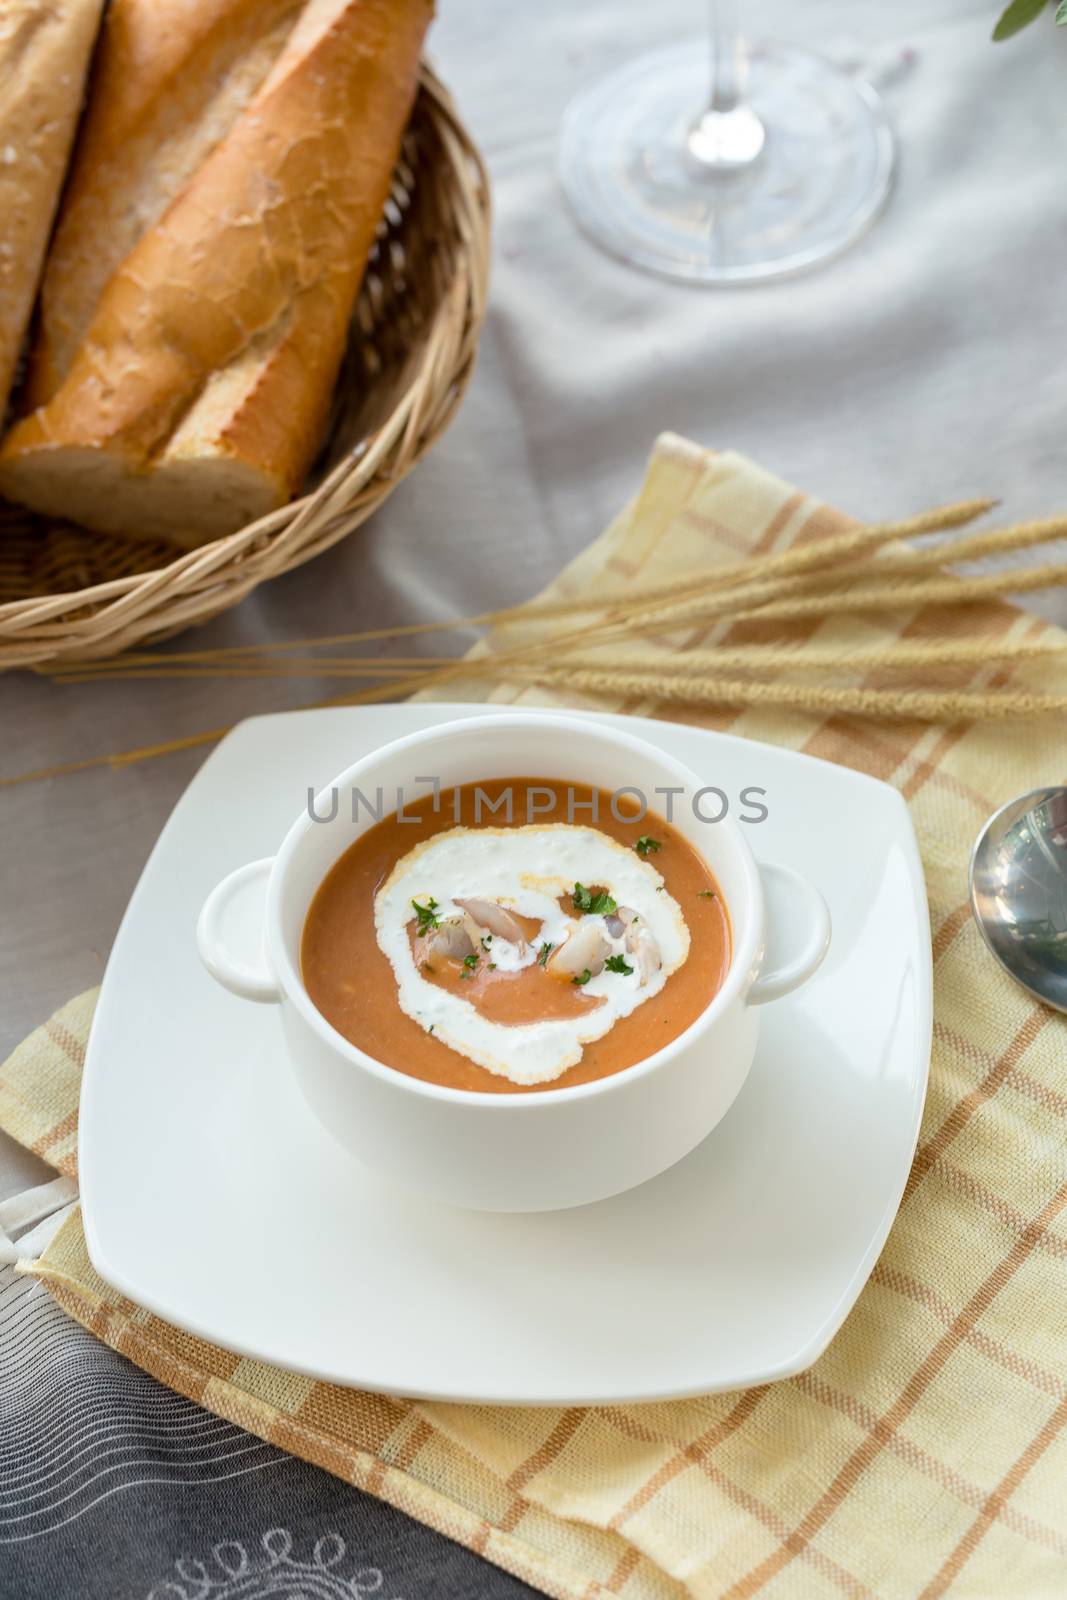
[{"xmin": 969, "ymin": 786, "xmax": 1067, "ymax": 1014}]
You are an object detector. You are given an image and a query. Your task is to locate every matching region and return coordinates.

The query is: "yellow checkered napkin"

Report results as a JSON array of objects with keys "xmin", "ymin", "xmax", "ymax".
[{"xmin": 4, "ymin": 435, "xmax": 1067, "ymax": 1600}]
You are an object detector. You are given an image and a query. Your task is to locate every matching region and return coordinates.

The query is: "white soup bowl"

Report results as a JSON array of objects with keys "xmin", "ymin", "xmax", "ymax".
[{"xmin": 197, "ymin": 711, "xmax": 829, "ymax": 1211}]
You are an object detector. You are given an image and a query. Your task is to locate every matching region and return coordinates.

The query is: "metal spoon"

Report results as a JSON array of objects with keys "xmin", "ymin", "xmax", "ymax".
[{"xmin": 969, "ymin": 786, "xmax": 1067, "ymax": 1014}]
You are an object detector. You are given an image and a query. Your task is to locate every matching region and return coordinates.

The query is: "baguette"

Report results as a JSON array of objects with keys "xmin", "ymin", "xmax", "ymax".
[
  {"xmin": 22, "ymin": 0, "xmax": 307, "ymax": 409},
  {"xmin": 0, "ymin": 0, "xmax": 433, "ymax": 545},
  {"xmin": 0, "ymin": 0, "xmax": 105, "ymax": 423}
]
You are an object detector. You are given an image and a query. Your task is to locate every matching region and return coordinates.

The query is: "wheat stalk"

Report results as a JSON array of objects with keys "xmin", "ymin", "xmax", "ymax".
[
  {"xmin": 36, "ymin": 497, "xmax": 999, "ymax": 673},
  {"xmin": 491, "ymin": 662, "xmax": 1067, "ymax": 721},
  {"xmin": 10, "ymin": 495, "xmax": 1067, "ymax": 788},
  {"xmin": 47, "ymin": 635, "xmax": 1067, "ymax": 687}
]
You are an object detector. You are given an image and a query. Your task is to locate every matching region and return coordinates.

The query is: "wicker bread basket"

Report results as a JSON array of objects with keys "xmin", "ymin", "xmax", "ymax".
[{"xmin": 0, "ymin": 64, "xmax": 489, "ymax": 671}]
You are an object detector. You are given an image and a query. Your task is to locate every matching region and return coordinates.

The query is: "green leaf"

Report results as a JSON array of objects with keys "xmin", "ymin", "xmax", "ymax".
[
  {"xmin": 411, "ymin": 896, "xmax": 441, "ymax": 934},
  {"xmin": 604, "ymin": 954, "xmax": 634, "ymax": 975},
  {"xmin": 571, "ymin": 968, "xmax": 593, "ymax": 987},
  {"xmin": 538, "ymin": 941, "xmax": 554, "ymax": 967},
  {"xmin": 1057, "ymin": 0, "xmax": 1067, "ymax": 22},
  {"xmin": 992, "ymin": 0, "xmax": 1048, "ymax": 41},
  {"xmin": 572, "ymin": 883, "xmax": 617, "ymax": 915},
  {"xmin": 634, "ymin": 835, "xmax": 662, "ymax": 858}
]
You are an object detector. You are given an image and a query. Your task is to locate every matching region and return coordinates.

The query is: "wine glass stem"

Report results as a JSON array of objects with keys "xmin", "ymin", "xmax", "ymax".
[
  {"xmin": 687, "ymin": 0, "xmax": 766, "ymax": 174},
  {"xmin": 709, "ymin": 0, "xmax": 743, "ymax": 112}
]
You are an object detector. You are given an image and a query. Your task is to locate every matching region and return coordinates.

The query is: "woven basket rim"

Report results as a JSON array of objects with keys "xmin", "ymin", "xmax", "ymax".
[{"xmin": 0, "ymin": 60, "xmax": 490, "ymax": 669}]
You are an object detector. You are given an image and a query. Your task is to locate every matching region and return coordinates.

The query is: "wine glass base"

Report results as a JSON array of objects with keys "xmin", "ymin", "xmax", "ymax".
[{"xmin": 559, "ymin": 40, "xmax": 895, "ymax": 285}]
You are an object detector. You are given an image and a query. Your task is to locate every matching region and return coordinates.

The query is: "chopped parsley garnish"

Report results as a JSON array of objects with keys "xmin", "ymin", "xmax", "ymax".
[
  {"xmin": 412, "ymin": 896, "xmax": 441, "ymax": 934},
  {"xmin": 698, "ymin": 889, "xmax": 718, "ymax": 900},
  {"xmin": 463, "ymin": 953, "xmax": 478, "ymax": 969},
  {"xmin": 572, "ymin": 882, "xmax": 617, "ymax": 915},
  {"xmin": 604, "ymin": 954, "xmax": 633, "ymax": 975},
  {"xmin": 538, "ymin": 942, "xmax": 554, "ymax": 967},
  {"xmin": 635, "ymin": 835, "xmax": 662, "ymax": 858},
  {"xmin": 572, "ymin": 968, "xmax": 593, "ymax": 987},
  {"xmin": 428, "ymin": 1023, "xmax": 435, "ymax": 1034},
  {"xmin": 488, "ymin": 962, "xmax": 497, "ymax": 970},
  {"xmin": 480, "ymin": 935, "xmax": 492, "ymax": 951}
]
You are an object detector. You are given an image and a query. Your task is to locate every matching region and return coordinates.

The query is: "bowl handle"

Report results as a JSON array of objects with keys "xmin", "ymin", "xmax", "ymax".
[
  {"xmin": 749, "ymin": 861, "xmax": 831, "ymax": 1005},
  {"xmin": 196, "ymin": 858, "xmax": 280, "ymax": 1004}
]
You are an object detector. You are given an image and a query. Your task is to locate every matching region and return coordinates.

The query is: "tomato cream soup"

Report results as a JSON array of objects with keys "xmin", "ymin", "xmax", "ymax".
[{"xmin": 301, "ymin": 780, "xmax": 731, "ymax": 1094}]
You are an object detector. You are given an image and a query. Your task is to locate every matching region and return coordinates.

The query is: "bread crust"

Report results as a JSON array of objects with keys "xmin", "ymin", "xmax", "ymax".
[
  {"xmin": 0, "ymin": 0, "xmax": 105, "ymax": 421},
  {"xmin": 0, "ymin": 0, "xmax": 433, "ymax": 544},
  {"xmin": 23, "ymin": 0, "xmax": 306, "ymax": 407}
]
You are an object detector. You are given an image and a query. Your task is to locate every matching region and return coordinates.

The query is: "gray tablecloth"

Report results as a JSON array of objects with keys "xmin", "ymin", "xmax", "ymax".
[
  {"xmin": 0, "ymin": 1265, "xmax": 542, "ymax": 1599},
  {"xmin": 2, "ymin": 2, "xmax": 1066, "ymax": 1594}
]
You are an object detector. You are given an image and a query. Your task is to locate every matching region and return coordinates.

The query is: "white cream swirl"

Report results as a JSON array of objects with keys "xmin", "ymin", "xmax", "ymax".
[{"xmin": 373, "ymin": 824, "xmax": 689, "ymax": 1085}]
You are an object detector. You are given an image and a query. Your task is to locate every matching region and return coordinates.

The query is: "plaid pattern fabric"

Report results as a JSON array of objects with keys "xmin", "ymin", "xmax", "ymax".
[{"xmin": 3, "ymin": 434, "xmax": 1067, "ymax": 1600}]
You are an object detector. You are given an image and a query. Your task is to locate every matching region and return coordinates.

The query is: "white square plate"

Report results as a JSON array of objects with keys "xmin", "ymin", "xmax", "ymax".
[{"xmin": 80, "ymin": 705, "xmax": 931, "ymax": 1404}]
